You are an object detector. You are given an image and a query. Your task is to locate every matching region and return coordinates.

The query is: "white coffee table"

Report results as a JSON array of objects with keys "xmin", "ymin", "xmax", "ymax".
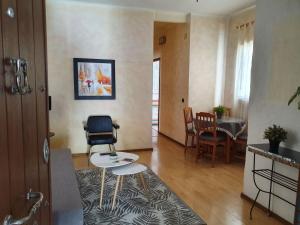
[{"xmin": 90, "ymin": 152, "xmax": 139, "ymax": 207}]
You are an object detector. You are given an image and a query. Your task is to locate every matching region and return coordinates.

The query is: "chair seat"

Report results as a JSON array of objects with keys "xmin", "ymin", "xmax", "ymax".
[
  {"xmin": 87, "ymin": 134, "xmax": 117, "ymax": 146},
  {"xmin": 112, "ymin": 163, "xmax": 147, "ymax": 176},
  {"xmin": 199, "ymin": 132, "xmax": 226, "ymax": 142}
]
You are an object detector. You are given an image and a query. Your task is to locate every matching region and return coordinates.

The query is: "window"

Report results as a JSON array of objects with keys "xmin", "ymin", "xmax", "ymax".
[{"xmin": 234, "ymin": 39, "xmax": 253, "ymax": 101}]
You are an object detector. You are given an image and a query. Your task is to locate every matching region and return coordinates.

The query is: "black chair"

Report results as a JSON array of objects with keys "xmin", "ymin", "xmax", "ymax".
[{"xmin": 84, "ymin": 115, "xmax": 120, "ymax": 163}]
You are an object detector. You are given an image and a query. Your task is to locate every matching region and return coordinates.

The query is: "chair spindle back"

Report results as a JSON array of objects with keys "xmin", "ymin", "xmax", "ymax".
[
  {"xmin": 195, "ymin": 112, "xmax": 217, "ymax": 137},
  {"xmin": 183, "ymin": 107, "xmax": 194, "ymax": 132}
]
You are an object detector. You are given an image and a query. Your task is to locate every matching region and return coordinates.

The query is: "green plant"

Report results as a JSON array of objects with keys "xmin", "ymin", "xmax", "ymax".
[
  {"xmin": 288, "ymin": 86, "xmax": 300, "ymax": 110},
  {"xmin": 213, "ymin": 105, "xmax": 225, "ymax": 114},
  {"xmin": 264, "ymin": 124, "xmax": 287, "ymax": 142}
]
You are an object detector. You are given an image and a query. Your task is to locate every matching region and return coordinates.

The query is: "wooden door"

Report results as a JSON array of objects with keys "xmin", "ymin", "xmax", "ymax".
[{"xmin": 0, "ymin": 0, "xmax": 50, "ymax": 224}]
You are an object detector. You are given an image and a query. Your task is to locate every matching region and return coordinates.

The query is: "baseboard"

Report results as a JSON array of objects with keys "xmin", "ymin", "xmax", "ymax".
[
  {"xmin": 124, "ymin": 148, "xmax": 153, "ymax": 152},
  {"xmin": 240, "ymin": 192, "xmax": 292, "ymax": 225},
  {"xmin": 158, "ymin": 131, "xmax": 185, "ymax": 147},
  {"xmin": 72, "ymin": 148, "xmax": 153, "ymax": 157},
  {"xmin": 72, "ymin": 153, "xmax": 88, "ymax": 157}
]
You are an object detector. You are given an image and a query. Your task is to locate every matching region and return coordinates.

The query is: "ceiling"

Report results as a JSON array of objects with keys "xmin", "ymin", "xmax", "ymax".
[{"xmin": 61, "ymin": 0, "xmax": 256, "ymax": 16}]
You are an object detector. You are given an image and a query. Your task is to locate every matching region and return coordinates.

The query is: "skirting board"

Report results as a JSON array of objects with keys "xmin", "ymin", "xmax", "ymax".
[
  {"xmin": 240, "ymin": 192, "xmax": 292, "ymax": 225},
  {"xmin": 72, "ymin": 148, "xmax": 153, "ymax": 157}
]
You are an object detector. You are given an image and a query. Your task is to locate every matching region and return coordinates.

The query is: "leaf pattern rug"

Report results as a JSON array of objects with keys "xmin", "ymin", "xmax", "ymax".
[{"xmin": 76, "ymin": 168, "xmax": 206, "ymax": 225}]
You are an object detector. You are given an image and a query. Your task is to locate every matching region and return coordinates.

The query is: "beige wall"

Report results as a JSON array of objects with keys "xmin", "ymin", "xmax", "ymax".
[
  {"xmin": 188, "ymin": 15, "xmax": 227, "ymax": 113},
  {"xmin": 224, "ymin": 8, "xmax": 256, "ymax": 110},
  {"xmin": 47, "ymin": 1, "xmax": 154, "ymax": 153},
  {"xmin": 243, "ymin": 0, "xmax": 300, "ymax": 222},
  {"xmin": 153, "ymin": 22, "xmax": 189, "ymax": 144},
  {"xmin": 154, "ymin": 17, "xmax": 228, "ymax": 144}
]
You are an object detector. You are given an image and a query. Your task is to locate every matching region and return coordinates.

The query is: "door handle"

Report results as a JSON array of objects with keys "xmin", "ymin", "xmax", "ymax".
[
  {"xmin": 4, "ymin": 58, "xmax": 32, "ymax": 95},
  {"xmin": 43, "ymin": 138, "xmax": 50, "ymax": 164},
  {"xmin": 20, "ymin": 61, "xmax": 32, "ymax": 94},
  {"xmin": 2, "ymin": 191, "xmax": 44, "ymax": 225}
]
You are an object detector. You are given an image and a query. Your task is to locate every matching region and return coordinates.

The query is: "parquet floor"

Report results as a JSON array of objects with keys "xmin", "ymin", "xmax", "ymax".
[{"xmin": 73, "ymin": 133, "xmax": 285, "ymax": 225}]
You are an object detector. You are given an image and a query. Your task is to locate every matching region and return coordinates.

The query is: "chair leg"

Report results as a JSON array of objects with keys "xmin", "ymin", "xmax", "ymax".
[
  {"xmin": 111, "ymin": 144, "xmax": 116, "ymax": 152},
  {"xmin": 109, "ymin": 144, "xmax": 112, "ymax": 152},
  {"xmin": 191, "ymin": 135, "xmax": 195, "ymax": 148},
  {"xmin": 112, "ymin": 175, "xmax": 121, "ymax": 210},
  {"xmin": 212, "ymin": 145, "xmax": 216, "ymax": 167},
  {"xmin": 195, "ymin": 137, "xmax": 200, "ymax": 162},
  {"xmin": 87, "ymin": 145, "xmax": 92, "ymax": 166},
  {"xmin": 226, "ymin": 136, "xmax": 231, "ymax": 163},
  {"xmin": 184, "ymin": 134, "xmax": 188, "ymax": 156}
]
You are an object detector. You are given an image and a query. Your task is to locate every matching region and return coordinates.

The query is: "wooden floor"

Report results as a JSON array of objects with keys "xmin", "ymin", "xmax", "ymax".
[{"xmin": 73, "ymin": 133, "xmax": 285, "ymax": 225}]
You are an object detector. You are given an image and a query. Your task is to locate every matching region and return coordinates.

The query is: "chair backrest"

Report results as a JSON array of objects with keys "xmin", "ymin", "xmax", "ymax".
[
  {"xmin": 223, "ymin": 107, "xmax": 231, "ymax": 117},
  {"xmin": 183, "ymin": 107, "xmax": 194, "ymax": 131},
  {"xmin": 195, "ymin": 112, "xmax": 217, "ymax": 137},
  {"xmin": 87, "ymin": 115, "xmax": 113, "ymax": 133}
]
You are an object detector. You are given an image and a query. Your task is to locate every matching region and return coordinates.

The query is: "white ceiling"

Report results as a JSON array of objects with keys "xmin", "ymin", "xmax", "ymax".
[{"xmin": 61, "ymin": 0, "xmax": 256, "ymax": 16}]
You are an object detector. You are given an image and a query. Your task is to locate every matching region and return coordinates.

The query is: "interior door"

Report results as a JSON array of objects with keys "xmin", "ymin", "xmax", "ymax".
[{"xmin": 0, "ymin": 0, "xmax": 50, "ymax": 224}]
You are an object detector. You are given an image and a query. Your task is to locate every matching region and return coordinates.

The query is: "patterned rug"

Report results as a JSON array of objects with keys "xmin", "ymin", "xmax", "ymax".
[{"xmin": 76, "ymin": 168, "xmax": 206, "ymax": 225}]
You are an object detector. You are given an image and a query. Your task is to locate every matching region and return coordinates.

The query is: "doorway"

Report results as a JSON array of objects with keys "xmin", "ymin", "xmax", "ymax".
[{"xmin": 152, "ymin": 58, "xmax": 160, "ymax": 137}]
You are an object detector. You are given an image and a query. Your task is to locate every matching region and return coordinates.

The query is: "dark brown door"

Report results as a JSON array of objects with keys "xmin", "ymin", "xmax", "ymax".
[{"xmin": 0, "ymin": 0, "xmax": 50, "ymax": 225}]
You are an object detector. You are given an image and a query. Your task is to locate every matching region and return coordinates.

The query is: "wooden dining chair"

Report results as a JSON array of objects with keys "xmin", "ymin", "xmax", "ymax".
[
  {"xmin": 183, "ymin": 107, "xmax": 196, "ymax": 156},
  {"xmin": 195, "ymin": 112, "xmax": 228, "ymax": 167},
  {"xmin": 223, "ymin": 107, "xmax": 231, "ymax": 117}
]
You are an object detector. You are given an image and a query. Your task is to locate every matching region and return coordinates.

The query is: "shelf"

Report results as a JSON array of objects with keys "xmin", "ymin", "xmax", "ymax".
[{"xmin": 253, "ymin": 169, "xmax": 298, "ymax": 192}]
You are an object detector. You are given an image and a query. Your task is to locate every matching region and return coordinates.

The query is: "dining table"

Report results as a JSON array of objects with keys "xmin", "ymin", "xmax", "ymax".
[
  {"xmin": 216, "ymin": 117, "xmax": 245, "ymax": 140},
  {"xmin": 90, "ymin": 152, "xmax": 139, "ymax": 208},
  {"xmin": 194, "ymin": 116, "xmax": 246, "ymax": 163},
  {"xmin": 217, "ymin": 117, "xmax": 246, "ymax": 162}
]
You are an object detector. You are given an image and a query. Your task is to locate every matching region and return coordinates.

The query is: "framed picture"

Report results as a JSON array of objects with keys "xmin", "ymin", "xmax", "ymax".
[{"xmin": 73, "ymin": 58, "xmax": 116, "ymax": 100}]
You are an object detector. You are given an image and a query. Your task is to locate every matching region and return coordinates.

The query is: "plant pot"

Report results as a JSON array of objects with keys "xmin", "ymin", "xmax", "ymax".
[
  {"xmin": 269, "ymin": 140, "xmax": 280, "ymax": 154},
  {"xmin": 216, "ymin": 112, "xmax": 223, "ymax": 119}
]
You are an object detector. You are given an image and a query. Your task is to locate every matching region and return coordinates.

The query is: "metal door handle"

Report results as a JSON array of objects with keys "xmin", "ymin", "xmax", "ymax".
[
  {"xmin": 4, "ymin": 58, "xmax": 32, "ymax": 95},
  {"xmin": 43, "ymin": 138, "xmax": 50, "ymax": 164},
  {"xmin": 2, "ymin": 191, "xmax": 44, "ymax": 225},
  {"xmin": 20, "ymin": 61, "xmax": 32, "ymax": 94}
]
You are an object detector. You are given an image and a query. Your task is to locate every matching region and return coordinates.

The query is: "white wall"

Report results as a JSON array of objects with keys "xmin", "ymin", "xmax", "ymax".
[
  {"xmin": 188, "ymin": 15, "xmax": 227, "ymax": 113},
  {"xmin": 243, "ymin": 0, "xmax": 300, "ymax": 222},
  {"xmin": 47, "ymin": 1, "xmax": 154, "ymax": 153}
]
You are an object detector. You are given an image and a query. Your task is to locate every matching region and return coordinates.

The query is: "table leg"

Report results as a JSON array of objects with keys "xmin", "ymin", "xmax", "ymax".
[
  {"xmin": 294, "ymin": 170, "xmax": 300, "ymax": 224},
  {"xmin": 139, "ymin": 173, "xmax": 147, "ymax": 190},
  {"xmin": 268, "ymin": 160, "xmax": 275, "ymax": 215},
  {"xmin": 120, "ymin": 176, "xmax": 124, "ymax": 191},
  {"xmin": 112, "ymin": 175, "xmax": 121, "ymax": 210},
  {"xmin": 99, "ymin": 168, "xmax": 106, "ymax": 208},
  {"xmin": 226, "ymin": 135, "xmax": 231, "ymax": 163}
]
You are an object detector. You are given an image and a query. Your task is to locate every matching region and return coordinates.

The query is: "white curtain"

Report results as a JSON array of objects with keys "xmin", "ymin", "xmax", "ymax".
[{"xmin": 233, "ymin": 23, "xmax": 254, "ymax": 120}]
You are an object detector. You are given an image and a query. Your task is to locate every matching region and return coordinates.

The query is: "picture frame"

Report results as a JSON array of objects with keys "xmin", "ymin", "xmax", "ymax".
[{"xmin": 73, "ymin": 58, "xmax": 116, "ymax": 100}]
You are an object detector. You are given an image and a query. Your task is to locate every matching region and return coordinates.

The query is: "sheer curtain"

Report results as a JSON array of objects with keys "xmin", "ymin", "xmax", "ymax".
[{"xmin": 233, "ymin": 23, "xmax": 254, "ymax": 120}]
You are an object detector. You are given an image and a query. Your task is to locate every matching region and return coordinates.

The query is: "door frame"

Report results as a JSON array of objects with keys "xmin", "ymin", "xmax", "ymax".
[{"xmin": 153, "ymin": 58, "xmax": 161, "ymax": 131}]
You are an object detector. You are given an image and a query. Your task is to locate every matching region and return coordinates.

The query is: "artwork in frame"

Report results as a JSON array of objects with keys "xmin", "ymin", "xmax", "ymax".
[{"xmin": 73, "ymin": 58, "xmax": 116, "ymax": 100}]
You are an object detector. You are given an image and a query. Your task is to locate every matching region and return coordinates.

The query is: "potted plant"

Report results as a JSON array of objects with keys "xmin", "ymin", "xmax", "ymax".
[
  {"xmin": 288, "ymin": 86, "xmax": 300, "ymax": 110},
  {"xmin": 263, "ymin": 124, "xmax": 287, "ymax": 153},
  {"xmin": 213, "ymin": 105, "xmax": 225, "ymax": 119}
]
